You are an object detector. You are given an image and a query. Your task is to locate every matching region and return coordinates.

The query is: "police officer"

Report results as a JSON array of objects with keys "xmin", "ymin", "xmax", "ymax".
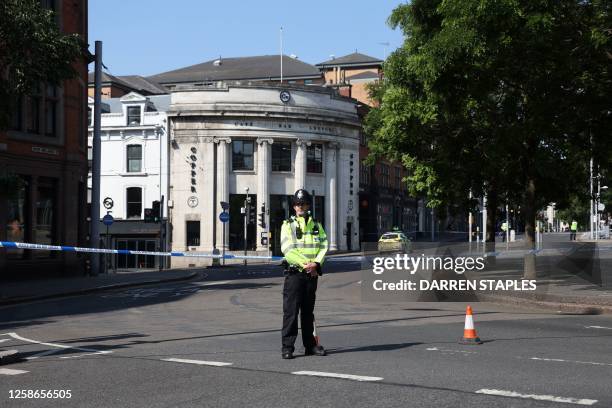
[
  {"xmin": 280, "ymin": 189, "xmax": 328, "ymax": 359},
  {"xmin": 570, "ymin": 220, "xmax": 578, "ymax": 241}
]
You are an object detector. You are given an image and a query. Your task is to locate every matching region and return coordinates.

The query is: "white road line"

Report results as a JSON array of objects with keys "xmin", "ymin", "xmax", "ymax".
[
  {"xmin": 585, "ymin": 326, "xmax": 612, "ymax": 330},
  {"xmin": 5, "ymin": 332, "xmax": 111, "ymax": 358},
  {"xmin": 475, "ymin": 389, "xmax": 597, "ymax": 406},
  {"xmin": 426, "ymin": 347, "xmax": 477, "ymax": 354},
  {"xmin": 161, "ymin": 358, "xmax": 232, "ymax": 367},
  {"xmin": 196, "ymin": 281, "xmax": 232, "ymax": 286},
  {"xmin": 531, "ymin": 357, "xmax": 612, "ymax": 367},
  {"xmin": 0, "ymin": 368, "xmax": 29, "ymax": 376},
  {"xmin": 292, "ymin": 370, "xmax": 383, "ymax": 382},
  {"xmin": 0, "ymin": 339, "xmax": 11, "ymax": 344}
]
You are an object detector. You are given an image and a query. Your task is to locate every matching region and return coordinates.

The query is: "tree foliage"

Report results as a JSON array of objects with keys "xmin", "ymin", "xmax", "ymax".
[
  {"xmin": 367, "ymin": 0, "xmax": 611, "ymax": 246},
  {"xmin": 0, "ymin": 0, "xmax": 84, "ymax": 129}
]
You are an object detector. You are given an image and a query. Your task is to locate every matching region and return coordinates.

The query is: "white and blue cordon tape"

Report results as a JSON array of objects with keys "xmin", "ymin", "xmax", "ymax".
[{"xmin": 0, "ymin": 241, "xmax": 284, "ymax": 261}]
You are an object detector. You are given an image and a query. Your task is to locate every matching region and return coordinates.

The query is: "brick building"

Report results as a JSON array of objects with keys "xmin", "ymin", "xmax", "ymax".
[{"xmin": 0, "ymin": 0, "xmax": 89, "ymax": 278}]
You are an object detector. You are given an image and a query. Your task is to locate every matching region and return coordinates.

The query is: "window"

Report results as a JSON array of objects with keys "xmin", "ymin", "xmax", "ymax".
[
  {"xmin": 360, "ymin": 162, "xmax": 370, "ymax": 186},
  {"xmin": 395, "ymin": 167, "xmax": 401, "ymax": 189},
  {"xmin": 44, "ymin": 85, "xmax": 58, "ymax": 137},
  {"xmin": 360, "ymin": 131, "xmax": 368, "ymax": 146},
  {"xmin": 34, "ymin": 178, "xmax": 56, "ymax": 258},
  {"xmin": 381, "ymin": 164, "xmax": 390, "ymax": 188},
  {"xmin": 127, "ymin": 145, "xmax": 142, "ymax": 172},
  {"xmin": 232, "ymin": 140, "xmax": 254, "ymax": 170},
  {"xmin": 186, "ymin": 221, "xmax": 200, "ymax": 246},
  {"xmin": 10, "ymin": 84, "xmax": 60, "ymax": 137},
  {"xmin": 307, "ymin": 144, "xmax": 323, "ymax": 173},
  {"xmin": 272, "ymin": 142, "xmax": 292, "ymax": 172},
  {"xmin": 127, "ymin": 106, "xmax": 141, "ymax": 126},
  {"xmin": 6, "ymin": 176, "xmax": 28, "ymax": 259},
  {"xmin": 126, "ymin": 187, "xmax": 142, "ymax": 219}
]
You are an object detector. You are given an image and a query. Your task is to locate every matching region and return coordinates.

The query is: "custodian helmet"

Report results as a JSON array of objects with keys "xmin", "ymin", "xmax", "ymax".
[{"xmin": 293, "ymin": 189, "xmax": 312, "ymax": 205}]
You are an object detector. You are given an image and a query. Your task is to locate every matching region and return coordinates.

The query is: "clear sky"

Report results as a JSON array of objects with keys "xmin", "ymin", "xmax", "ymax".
[{"xmin": 88, "ymin": 0, "xmax": 406, "ymax": 77}]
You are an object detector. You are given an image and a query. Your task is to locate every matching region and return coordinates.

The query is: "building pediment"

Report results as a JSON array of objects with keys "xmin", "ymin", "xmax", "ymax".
[{"xmin": 120, "ymin": 92, "xmax": 147, "ymax": 103}]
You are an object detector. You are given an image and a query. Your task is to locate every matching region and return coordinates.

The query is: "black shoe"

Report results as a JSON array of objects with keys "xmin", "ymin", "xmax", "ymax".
[
  {"xmin": 282, "ymin": 350, "xmax": 294, "ymax": 359},
  {"xmin": 305, "ymin": 345, "xmax": 326, "ymax": 356}
]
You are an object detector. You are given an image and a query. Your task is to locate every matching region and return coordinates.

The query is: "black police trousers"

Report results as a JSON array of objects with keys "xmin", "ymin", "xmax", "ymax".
[{"xmin": 281, "ymin": 272, "xmax": 318, "ymax": 352}]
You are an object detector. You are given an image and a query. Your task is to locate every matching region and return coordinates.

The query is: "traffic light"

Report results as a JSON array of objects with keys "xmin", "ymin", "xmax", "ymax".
[
  {"xmin": 248, "ymin": 205, "xmax": 256, "ymax": 225},
  {"xmin": 258, "ymin": 204, "xmax": 266, "ymax": 228},
  {"xmin": 144, "ymin": 208, "xmax": 154, "ymax": 223},
  {"xmin": 152, "ymin": 200, "xmax": 161, "ymax": 223}
]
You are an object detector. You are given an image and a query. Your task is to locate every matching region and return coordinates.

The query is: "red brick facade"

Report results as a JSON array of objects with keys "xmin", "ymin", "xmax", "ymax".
[{"xmin": 0, "ymin": 0, "xmax": 89, "ymax": 277}]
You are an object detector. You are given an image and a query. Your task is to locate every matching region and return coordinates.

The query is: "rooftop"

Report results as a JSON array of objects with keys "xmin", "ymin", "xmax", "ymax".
[
  {"xmin": 148, "ymin": 55, "xmax": 322, "ymax": 85},
  {"xmin": 317, "ymin": 52, "xmax": 383, "ymax": 67}
]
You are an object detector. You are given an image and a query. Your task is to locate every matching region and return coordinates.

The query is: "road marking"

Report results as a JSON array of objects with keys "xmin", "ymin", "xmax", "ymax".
[
  {"xmin": 426, "ymin": 347, "xmax": 477, "ymax": 354},
  {"xmin": 292, "ymin": 371, "xmax": 383, "ymax": 382},
  {"xmin": 0, "ymin": 368, "xmax": 28, "ymax": 376},
  {"xmin": 196, "ymin": 281, "xmax": 232, "ymax": 286},
  {"xmin": 585, "ymin": 326, "xmax": 612, "ymax": 330},
  {"xmin": 4, "ymin": 332, "xmax": 111, "ymax": 359},
  {"xmin": 161, "ymin": 358, "xmax": 232, "ymax": 367},
  {"xmin": 475, "ymin": 389, "xmax": 597, "ymax": 406},
  {"xmin": 531, "ymin": 357, "xmax": 612, "ymax": 367},
  {"xmin": 0, "ymin": 339, "xmax": 11, "ymax": 344}
]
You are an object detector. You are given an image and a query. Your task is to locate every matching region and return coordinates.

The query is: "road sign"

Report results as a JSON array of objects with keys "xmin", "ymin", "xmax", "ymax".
[
  {"xmin": 102, "ymin": 214, "xmax": 114, "ymax": 226},
  {"xmin": 103, "ymin": 197, "xmax": 114, "ymax": 209},
  {"xmin": 219, "ymin": 212, "xmax": 230, "ymax": 223},
  {"xmin": 598, "ymin": 203, "xmax": 605, "ymax": 211}
]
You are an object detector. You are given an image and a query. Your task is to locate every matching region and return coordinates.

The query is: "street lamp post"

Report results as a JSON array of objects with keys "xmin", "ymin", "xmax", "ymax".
[{"xmin": 244, "ymin": 187, "xmax": 250, "ymax": 266}]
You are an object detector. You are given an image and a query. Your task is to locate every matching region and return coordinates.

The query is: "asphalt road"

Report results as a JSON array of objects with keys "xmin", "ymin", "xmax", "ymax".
[{"xmin": 1, "ymin": 258, "xmax": 611, "ymax": 408}]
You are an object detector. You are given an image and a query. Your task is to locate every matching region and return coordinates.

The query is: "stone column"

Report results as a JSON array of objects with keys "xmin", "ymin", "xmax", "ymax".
[
  {"xmin": 215, "ymin": 137, "xmax": 231, "ymax": 250},
  {"xmin": 325, "ymin": 142, "xmax": 338, "ymax": 251},
  {"xmin": 201, "ymin": 138, "xmax": 216, "ymax": 253},
  {"xmin": 256, "ymin": 138, "xmax": 273, "ymax": 252},
  {"xmin": 294, "ymin": 138, "xmax": 309, "ymax": 191}
]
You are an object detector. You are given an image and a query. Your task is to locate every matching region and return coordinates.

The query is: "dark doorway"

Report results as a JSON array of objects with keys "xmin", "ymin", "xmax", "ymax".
[{"xmin": 229, "ymin": 194, "xmax": 257, "ymax": 250}]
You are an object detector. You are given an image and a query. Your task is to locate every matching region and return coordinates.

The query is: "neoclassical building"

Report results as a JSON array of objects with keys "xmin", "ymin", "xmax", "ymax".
[{"xmin": 168, "ymin": 82, "xmax": 361, "ymax": 266}]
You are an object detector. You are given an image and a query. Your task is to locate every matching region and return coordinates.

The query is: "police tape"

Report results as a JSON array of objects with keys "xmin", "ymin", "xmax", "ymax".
[{"xmin": 0, "ymin": 241, "xmax": 284, "ymax": 261}]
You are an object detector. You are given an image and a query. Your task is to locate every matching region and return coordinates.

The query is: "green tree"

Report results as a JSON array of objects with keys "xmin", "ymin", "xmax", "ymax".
[
  {"xmin": 0, "ymin": 0, "xmax": 84, "ymax": 129},
  {"xmin": 367, "ymin": 0, "xmax": 611, "ymax": 277}
]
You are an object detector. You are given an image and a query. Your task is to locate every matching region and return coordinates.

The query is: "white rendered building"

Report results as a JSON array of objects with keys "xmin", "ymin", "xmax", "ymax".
[
  {"xmin": 87, "ymin": 92, "xmax": 170, "ymax": 269},
  {"xmin": 168, "ymin": 83, "xmax": 361, "ymax": 267}
]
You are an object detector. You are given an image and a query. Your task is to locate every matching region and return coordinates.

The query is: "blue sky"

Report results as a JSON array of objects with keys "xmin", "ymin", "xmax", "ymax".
[{"xmin": 88, "ymin": 0, "xmax": 406, "ymax": 77}]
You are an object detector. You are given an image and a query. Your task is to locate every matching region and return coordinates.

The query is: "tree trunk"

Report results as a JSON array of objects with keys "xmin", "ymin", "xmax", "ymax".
[
  {"xmin": 485, "ymin": 187, "xmax": 498, "ymax": 266},
  {"xmin": 523, "ymin": 177, "xmax": 537, "ymax": 279}
]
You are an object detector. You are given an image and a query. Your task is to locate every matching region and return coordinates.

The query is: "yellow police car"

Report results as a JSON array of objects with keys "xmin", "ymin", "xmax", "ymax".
[{"xmin": 377, "ymin": 232, "xmax": 411, "ymax": 253}]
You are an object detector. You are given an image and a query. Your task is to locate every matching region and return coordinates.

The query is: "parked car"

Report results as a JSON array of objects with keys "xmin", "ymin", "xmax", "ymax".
[{"xmin": 377, "ymin": 232, "xmax": 411, "ymax": 253}]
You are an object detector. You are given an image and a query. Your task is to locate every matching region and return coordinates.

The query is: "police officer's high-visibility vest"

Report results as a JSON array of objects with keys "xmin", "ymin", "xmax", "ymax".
[
  {"xmin": 280, "ymin": 215, "xmax": 328, "ymax": 269},
  {"xmin": 501, "ymin": 222, "xmax": 508, "ymax": 232},
  {"xmin": 571, "ymin": 221, "xmax": 578, "ymax": 231}
]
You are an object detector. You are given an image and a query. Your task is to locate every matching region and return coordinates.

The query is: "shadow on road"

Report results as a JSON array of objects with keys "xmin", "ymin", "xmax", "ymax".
[{"xmin": 329, "ymin": 342, "xmax": 424, "ymax": 354}]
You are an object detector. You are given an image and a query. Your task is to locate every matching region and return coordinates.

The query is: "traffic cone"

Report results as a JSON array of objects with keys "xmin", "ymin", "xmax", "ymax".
[
  {"xmin": 459, "ymin": 305, "xmax": 483, "ymax": 345},
  {"xmin": 313, "ymin": 319, "xmax": 320, "ymax": 346}
]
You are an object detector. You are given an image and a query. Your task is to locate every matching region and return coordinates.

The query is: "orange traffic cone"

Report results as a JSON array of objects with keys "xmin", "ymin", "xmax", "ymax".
[
  {"xmin": 459, "ymin": 305, "xmax": 483, "ymax": 345},
  {"xmin": 313, "ymin": 319, "xmax": 320, "ymax": 346}
]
